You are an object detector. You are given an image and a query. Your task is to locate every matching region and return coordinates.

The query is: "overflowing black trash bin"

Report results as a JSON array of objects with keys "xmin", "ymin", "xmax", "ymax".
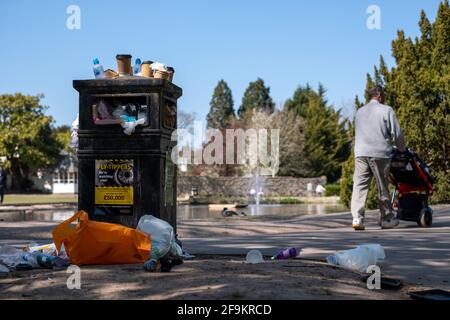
[{"xmin": 73, "ymin": 77, "xmax": 182, "ymax": 230}]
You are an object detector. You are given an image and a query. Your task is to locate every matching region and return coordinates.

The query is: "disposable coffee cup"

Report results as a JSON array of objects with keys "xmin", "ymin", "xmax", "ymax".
[
  {"xmin": 154, "ymin": 69, "xmax": 170, "ymax": 80},
  {"xmin": 104, "ymin": 69, "xmax": 118, "ymax": 79},
  {"xmin": 116, "ymin": 54, "xmax": 132, "ymax": 76},
  {"xmin": 167, "ymin": 66, "xmax": 175, "ymax": 82},
  {"xmin": 141, "ymin": 61, "xmax": 154, "ymax": 78}
]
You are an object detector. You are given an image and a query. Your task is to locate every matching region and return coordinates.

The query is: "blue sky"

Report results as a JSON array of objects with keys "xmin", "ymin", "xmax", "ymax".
[{"xmin": 0, "ymin": 0, "xmax": 441, "ymax": 126}]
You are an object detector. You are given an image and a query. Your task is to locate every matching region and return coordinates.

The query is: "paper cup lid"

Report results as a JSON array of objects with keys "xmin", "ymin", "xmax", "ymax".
[{"xmin": 116, "ymin": 54, "xmax": 132, "ymax": 59}]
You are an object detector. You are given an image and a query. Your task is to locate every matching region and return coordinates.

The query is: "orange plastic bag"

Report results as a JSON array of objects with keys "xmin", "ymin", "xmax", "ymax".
[{"xmin": 52, "ymin": 211, "xmax": 151, "ymax": 265}]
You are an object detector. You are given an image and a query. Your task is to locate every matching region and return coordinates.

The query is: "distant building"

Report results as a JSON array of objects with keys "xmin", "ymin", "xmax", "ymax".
[
  {"xmin": 51, "ymin": 151, "xmax": 78, "ymax": 194},
  {"xmin": 30, "ymin": 151, "xmax": 78, "ymax": 194}
]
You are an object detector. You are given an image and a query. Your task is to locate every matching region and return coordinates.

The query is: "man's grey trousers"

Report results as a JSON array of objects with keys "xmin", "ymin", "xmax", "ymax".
[{"xmin": 351, "ymin": 157, "xmax": 394, "ymax": 222}]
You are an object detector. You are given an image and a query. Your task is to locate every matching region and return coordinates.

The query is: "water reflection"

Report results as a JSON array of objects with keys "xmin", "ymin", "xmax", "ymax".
[
  {"xmin": 177, "ymin": 203, "xmax": 347, "ymax": 220},
  {"xmin": 0, "ymin": 210, "xmax": 76, "ymax": 222},
  {"xmin": 0, "ymin": 204, "xmax": 347, "ymax": 222}
]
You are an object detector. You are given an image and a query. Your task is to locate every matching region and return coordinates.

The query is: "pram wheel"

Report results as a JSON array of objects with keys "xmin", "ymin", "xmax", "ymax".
[{"xmin": 418, "ymin": 207, "xmax": 433, "ymax": 227}]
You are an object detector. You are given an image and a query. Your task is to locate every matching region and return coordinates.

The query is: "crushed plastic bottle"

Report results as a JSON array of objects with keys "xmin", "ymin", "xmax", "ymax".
[
  {"xmin": 271, "ymin": 248, "xmax": 299, "ymax": 260},
  {"xmin": 93, "ymin": 58, "xmax": 105, "ymax": 79},
  {"xmin": 326, "ymin": 244, "xmax": 385, "ymax": 272}
]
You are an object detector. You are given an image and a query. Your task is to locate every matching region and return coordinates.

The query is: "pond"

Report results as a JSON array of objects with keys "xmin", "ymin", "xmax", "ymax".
[
  {"xmin": 178, "ymin": 203, "xmax": 347, "ymax": 219},
  {"xmin": 0, "ymin": 203, "xmax": 348, "ymax": 222}
]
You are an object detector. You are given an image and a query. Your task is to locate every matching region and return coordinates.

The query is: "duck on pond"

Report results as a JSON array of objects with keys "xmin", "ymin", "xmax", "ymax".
[{"xmin": 222, "ymin": 208, "xmax": 247, "ymax": 217}]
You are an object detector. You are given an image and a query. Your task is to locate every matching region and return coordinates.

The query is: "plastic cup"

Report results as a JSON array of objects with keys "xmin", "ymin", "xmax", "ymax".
[
  {"xmin": 246, "ymin": 250, "xmax": 264, "ymax": 264},
  {"xmin": 116, "ymin": 54, "xmax": 132, "ymax": 76}
]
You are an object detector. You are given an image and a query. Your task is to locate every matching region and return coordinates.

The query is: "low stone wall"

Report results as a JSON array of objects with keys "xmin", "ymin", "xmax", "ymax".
[{"xmin": 177, "ymin": 176, "xmax": 327, "ymax": 197}]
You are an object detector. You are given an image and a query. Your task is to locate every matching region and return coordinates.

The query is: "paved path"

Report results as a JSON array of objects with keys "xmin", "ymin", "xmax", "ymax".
[
  {"xmin": 1, "ymin": 205, "xmax": 449, "ymax": 290},
  {"xmin": 182, "ymin": 205, "xmax": 450, "ymax": 290}
]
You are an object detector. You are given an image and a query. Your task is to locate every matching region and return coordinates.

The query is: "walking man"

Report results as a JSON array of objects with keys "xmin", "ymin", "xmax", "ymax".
[{"xmin": 351, "ymin": 86, "xmax": 406, "ymax": 230}]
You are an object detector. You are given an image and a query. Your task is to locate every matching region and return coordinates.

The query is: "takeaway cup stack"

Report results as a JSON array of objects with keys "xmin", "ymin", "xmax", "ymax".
[{"xmin": 92, "ymin": 54, "xmax": 175, "ymax": 82}]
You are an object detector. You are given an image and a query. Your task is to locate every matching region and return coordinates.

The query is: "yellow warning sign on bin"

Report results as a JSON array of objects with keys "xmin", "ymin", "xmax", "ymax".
[{"xmin": 95, "ymin": 186, "xmax": 134, "ymax": 205}]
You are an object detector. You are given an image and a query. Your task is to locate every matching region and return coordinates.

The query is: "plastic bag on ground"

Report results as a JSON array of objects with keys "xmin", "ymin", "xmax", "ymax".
[
  {"xmin": 137, "ymin": 215, "xmax": 194, "ymax": 262},
  {"xmin": 137, "ymin": 215, "xmax": 176, "ymax": 261},
  {"xmin": 53, "ymin": 210, "xmax": 151, "ymax": 265},
  {"xmin": 326, "ymin": 244, "xmax": 385, "ymax": 272},
  {"xmin": 175, "ymin": 243, "xmax": 195, "ymax": 259}
]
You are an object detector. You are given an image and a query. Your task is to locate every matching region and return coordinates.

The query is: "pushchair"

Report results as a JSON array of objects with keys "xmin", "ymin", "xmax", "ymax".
[{"xmin": 389, "ymin": 148, "xmax": 434, "ymax": 227}]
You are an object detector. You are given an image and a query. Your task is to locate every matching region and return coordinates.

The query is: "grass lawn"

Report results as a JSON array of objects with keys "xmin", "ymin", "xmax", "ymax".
[{"xmin": 3, "ymin": 194, "xmax": 78, "ymax": 205}]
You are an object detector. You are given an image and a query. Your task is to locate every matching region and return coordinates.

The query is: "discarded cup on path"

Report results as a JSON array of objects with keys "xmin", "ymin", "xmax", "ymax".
[
  {"xmin": 271, "ymin": 247, "xmax": 299, "ymax": 260},
  {"xmin": 246, "ymin": 250, "xmax": 264, "ymax": 264},
  {"xmin": 326, "ymin": 244, "xmax": 385, "ymax": 272}
]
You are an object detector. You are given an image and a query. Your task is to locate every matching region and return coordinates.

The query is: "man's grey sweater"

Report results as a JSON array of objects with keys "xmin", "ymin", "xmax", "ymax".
[{"xmin": 354, "ymin": 100, "xmax": 406, "ymax": 159}]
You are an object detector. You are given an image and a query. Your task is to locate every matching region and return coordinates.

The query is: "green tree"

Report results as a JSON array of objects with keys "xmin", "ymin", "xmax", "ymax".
[
  {"xmin": 206, "ymin": 80, "xmax": 235, "ymax": 129},
  {"xmin": 284, "ymin": 84, "xmax": 350, "ymax": 182},
  {"xmin": 341, "ymin": 1, "xmax": 450, "ymax": 205},
  {"xmin": 0, "ymin": 93, "xmax": 62, "ymax": 190},
  {"xmin": 54, "ymin": 125, "xmax": 73, "ymax": 153},
  {"xmin": 238, "ymin": 78, "xmax": 275, "ymax": 121}
]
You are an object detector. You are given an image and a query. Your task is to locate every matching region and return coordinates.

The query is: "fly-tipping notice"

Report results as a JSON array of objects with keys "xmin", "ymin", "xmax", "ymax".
[{"xmin": 94, "ymin": 159, "xmax": 134, "ymax": 215}]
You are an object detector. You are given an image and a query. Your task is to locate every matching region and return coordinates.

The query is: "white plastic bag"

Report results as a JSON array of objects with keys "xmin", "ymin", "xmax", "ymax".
[
  {"xmin": 122, "ymin": 117, "xmax": 146, "ymax": 135},
  {"xmin": 137, "ymin": 215, "xmax": 176, "ymax": 260},
  {"xmin": 137, "ymin": 215, "xmax": 194, "ymax": 261},
  {"xmin": 326, "ymin": 244, "xmax": 385, "ymax": 272},
  {"xmin": 151, "ymin": 62, "xmax": 167, "ymax": 72}
]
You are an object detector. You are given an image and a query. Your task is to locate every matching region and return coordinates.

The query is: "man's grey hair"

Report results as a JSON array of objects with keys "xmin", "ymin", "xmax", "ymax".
[{"xmin": 368, "ymin": 85, "xmax": 384, "ymax": 100}]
